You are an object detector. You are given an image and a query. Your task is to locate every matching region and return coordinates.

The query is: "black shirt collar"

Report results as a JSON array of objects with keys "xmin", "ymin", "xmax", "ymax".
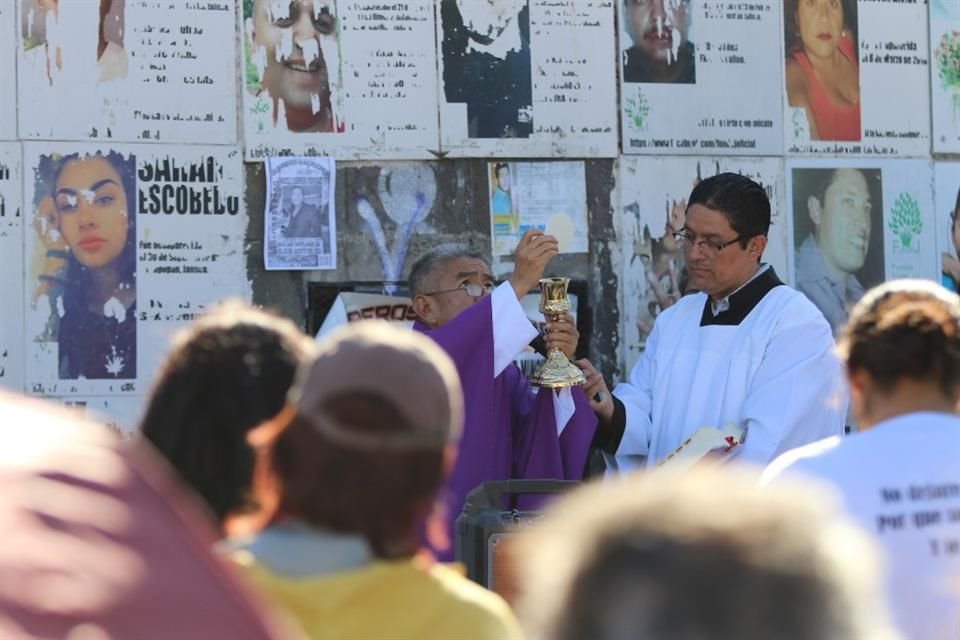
[{"xmin": 699, "ymin": 267, "xmax": 784, "ymax": 326}]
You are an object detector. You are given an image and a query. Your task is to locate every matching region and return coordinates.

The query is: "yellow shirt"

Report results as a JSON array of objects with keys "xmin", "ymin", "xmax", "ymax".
[{"xmin": 229, "ymin": 551, "xmax": 524, "ymax": 640}]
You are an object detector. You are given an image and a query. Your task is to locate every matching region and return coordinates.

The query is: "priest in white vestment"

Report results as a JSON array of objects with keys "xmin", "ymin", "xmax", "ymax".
[{"xmin": 579, "ymin": 173, "xmax": 847, "ymax": 470}]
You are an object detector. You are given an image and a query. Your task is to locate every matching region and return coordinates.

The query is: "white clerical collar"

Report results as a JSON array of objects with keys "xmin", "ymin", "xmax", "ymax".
[{"xmin": 710, "ymin": 264, "xmax": 770, "ymax": 317}]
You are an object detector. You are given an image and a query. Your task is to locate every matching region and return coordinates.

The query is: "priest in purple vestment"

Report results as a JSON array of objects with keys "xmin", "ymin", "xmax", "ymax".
[{"xmin": 408, "ymin": 229, "xmax": 598, "ymax": 561}]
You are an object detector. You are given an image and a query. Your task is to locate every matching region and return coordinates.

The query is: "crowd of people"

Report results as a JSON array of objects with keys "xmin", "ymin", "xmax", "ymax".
[{"xmin": 1, "ymin": 173, "xmax": 958, "ymax": 639}]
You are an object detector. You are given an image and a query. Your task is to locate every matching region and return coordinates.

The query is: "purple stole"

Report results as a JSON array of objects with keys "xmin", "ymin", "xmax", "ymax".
[{"xmin": 414, "ymin": 296, "xmax": 597, "ymax": 561}]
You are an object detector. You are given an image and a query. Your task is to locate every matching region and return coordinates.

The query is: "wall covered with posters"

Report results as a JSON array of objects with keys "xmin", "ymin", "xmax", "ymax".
[{"xmin": 0, "ymin": 0, "xmax": 957, "ymax": 431}]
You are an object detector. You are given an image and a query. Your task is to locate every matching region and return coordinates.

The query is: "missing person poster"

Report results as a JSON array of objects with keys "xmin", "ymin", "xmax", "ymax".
[
  {"xmin": 438, "ymin": 0, "xmax": 618, "ymax": 158},
  {"xmin": 787, "ymin": 159, "xmax": 936, "ymax": 335},
  {"xmin": 241, "ymin": 0, "xmax": 440, "ymax": 161},
  {"xmin": 17, "ymin": 0, "xmax": 237, "ymax": 144},
  {"xmin": 620, "ymin": 0, "xmax": 784, "ymax": 156},
  {"xmin": 22, "ymin": 142, "xmax": 249, "ymax": 427},
  {"xmin": 930, "ymin": 0, "xmax": 960, "ymax": 153},
  {"xmin": 0, "ymin": 4, "xmax": 15, "ymax": 140},
  {"xmin": 488, "ymin": 161, "xmax": 588, "ymax": 256},
  {"xmin": 933, "ymin": 163, "xmax": 960, "ymax": 295},
  {"xmin": 618, "ymin": 157, "xmax": 786, "ymax": 371},
  {"xmin": 0, "ymin": 144, "xmax": 23, "ymax": 393},
  {"xmin": 784, "ymin": 0, "xmax": 929, "ymax": 156},
  {"xmin": 264, "ymin": 156, "xmax": 337, "ymax": 271}
]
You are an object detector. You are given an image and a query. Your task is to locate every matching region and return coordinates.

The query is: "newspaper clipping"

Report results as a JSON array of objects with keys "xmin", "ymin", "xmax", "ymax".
[
  {"xmin": 488, "ymin": 161, "xmax": 588, "ymax": 256},
  {"xmin": 264, "ymin": 156, "xmax": 337, "ymax": 271},
  {"xmin": 17, "ymin": 0, "xmax": 237, "ymax": 144}
]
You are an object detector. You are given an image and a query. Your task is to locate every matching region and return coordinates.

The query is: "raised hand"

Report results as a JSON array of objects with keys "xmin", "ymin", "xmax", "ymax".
[{"xmin": 510, "ymin": 229, "xmax": 559, "ymax": 299}]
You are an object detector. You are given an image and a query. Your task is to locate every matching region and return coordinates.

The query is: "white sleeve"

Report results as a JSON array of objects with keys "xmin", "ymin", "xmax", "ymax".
[
  {"xmin": 551, "ymin": 387, "xmax": 575, "ymax": 435},
  {"xmin": 733, "ymin": 306, "xmax": 848, "ymax": 466},
  {"xmin": 611, "ymin": 319, "xmax": 659, "ymax": 459},
  {"xmin": 490, "ymin": 282, "xmax": 538, "ymax": 377}
]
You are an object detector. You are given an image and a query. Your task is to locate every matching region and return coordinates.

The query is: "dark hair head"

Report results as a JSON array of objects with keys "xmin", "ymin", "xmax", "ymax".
[
  {"xmin": 519, "ymin": 467, "xmax": 895, "ymax": 640},
  {"xmin": 408, "ymin": 244, "xmax": 488, "ymax": 297},
  {"xmin": 269, "ymin": 392, "xmax": 446, "ymax": 559},
  {"xmin": 140, "ymin": 301, "xmax": 312, "ymax": 525},
  {"xmin": 784, "ymin": 0, "xmax": 859, "ymax": 58},
  {"xmin": 837, "ymin": 280, "xmax": 960, "ymax": 398},
  {"xmin": 687, "ymin": 172, "xmax": 771, "ymax": 247},
  {"xmin": 53, "ymin": 152, "xmax": 138, "ymax": 317}
]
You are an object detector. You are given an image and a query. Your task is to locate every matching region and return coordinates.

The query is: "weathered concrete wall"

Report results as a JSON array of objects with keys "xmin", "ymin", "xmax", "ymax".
[{"xmin": 245, "ymin": 158, "xmax": 623, "ymax": 381}]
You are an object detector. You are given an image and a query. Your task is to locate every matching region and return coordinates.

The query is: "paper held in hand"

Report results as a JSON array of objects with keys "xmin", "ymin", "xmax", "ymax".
[{"xmin": 656, "ymin": 423, "xmax": 746, "ymax": 472}]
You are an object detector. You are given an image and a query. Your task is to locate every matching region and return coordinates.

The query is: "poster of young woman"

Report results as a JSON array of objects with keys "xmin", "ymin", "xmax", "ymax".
[
  {"xmin": 617, "ymin": 156, "xmax": 786, "ymax": 372},
  {"xmin": 437, "ymin": 0, "xmax": 617, "ymax": 158},
  {"xmin": 241, "ymin": 0, "xmax": 440, "ymax": 161},
  {"xmin": 0, "ymin": 144, "xmax": 23, "ymax": 393},
  {"xmin": 786, "ymin": 159, "xmax": 936, "ymax": 335},
  {"xmin": 17, "ymin": 0, "xmax": 237, "ymax": 144},
  {"xmin": 620, "ymin": 1, "xmax": 784, "ymax": 156},
  {"xmin": 933, "ymin": 163, "xmax": 960, "ymax": 295},
  {"xmin": 930, "ymin": 0, "xmax": 960, "ymax": 153},
  {"xmin": 784, "ymin": 0, "xmax": 929, "ymax": 156},
  {"xmin": 0, "ymin": 4, "xmax": 16, "ymax": 140},
  {"xmin": 22, "ymin": 142, "xmax": 249, "ymax": 425}
]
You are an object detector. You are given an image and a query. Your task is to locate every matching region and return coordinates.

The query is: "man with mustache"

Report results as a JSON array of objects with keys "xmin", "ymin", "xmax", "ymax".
[
  {"xmin": 577, "ymin": 173, "xmax": 845, "ymax": 470},
  {"xmin": 622, "ymin": 0, "xmax": 696, "ymax": 84},
  {"xmin": 245, "ymin": 0, "xmax": 342, "ymax": 133},
  {"xmin": 795, "ymin": 168, "xmax": 875, "ymax": 333}
]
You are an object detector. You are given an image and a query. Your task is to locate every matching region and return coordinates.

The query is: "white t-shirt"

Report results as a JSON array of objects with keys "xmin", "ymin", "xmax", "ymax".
[{"xmin": 764, "ymin": 412, "xmax": 960, "ymax": 639}]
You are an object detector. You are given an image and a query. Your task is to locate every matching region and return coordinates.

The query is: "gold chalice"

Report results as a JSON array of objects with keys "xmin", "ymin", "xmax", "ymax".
[{"xmin": 531, "ymin": 277, "xmax": 586, "ymax": 388}]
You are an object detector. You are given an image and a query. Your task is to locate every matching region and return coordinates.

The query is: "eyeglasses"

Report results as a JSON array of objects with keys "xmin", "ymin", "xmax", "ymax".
[
  {"xmin": 421, "ymin": 282, "xmax": 496, "ymax": 298},
  {"xmin": 672, "ymin": 230, "xmax": 743, "ymax": 254}
]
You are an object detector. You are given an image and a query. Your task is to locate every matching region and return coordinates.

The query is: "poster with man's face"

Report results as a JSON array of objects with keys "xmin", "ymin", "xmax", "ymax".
[
  {"xmin": 437, "ymin": 0, "xmax": 617, "ymax": 157},
  {"xmin": 241, "ymin": 0, "xmax": 440, "ymax": 160},
  {"xmin": 17, "ymin": 0, "xmax": 237, "ymax": 143},
  {"xmin": 787, "ymin": 160, "xmax": 937, "ymax": 334},
  {"xmin": 620, "ymin": 0, "xmax": 783, "ymax": 156}
]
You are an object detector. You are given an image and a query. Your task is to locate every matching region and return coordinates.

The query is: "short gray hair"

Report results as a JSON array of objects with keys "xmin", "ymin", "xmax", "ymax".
[{"xmin": 407, "ymin": 245, "xmax": 488, "ymax": 297}]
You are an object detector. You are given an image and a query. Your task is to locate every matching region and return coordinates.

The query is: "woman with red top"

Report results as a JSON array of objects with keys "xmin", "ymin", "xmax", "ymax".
[{"xmin": 785, "ymin": 0, "xmax": 861, "ymax": 141}]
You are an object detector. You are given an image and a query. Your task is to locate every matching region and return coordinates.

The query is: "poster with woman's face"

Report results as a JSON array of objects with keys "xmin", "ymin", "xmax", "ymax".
[
  {"xmin": 23, "ymin": 142, "xmax": 249, "ymax": 431},
  {"xmin": 620, "ymin": 1, "xmax": 784, "ymax": 156},
  {"xmin": 437, "ymin": 0, "xmax": 617, "ymax": 157},
  {"xmin": 933, "ymin": 163, "xmax": 960, "ymax": 294},
  {"xmin": 17, "ymin": 0, "xmax": 236, "ymax": 143},
  {"xmin": 787, "ymin": 159, "xmax": 937, "ymax": 334},
  {"xmin": 784, "ymin": 0, "xmax": 929, "ymax": 156},
  {"xmin": 0, "ymin": 144, "xmax": 23, "ymax": 393},
  {"xmin": 0, "ymin": 5, "xmax": 16, "ymax": 140},
  {"xmin": 618, "ymin": 157, "xmax": 785, "ymax": 372},
  {"xmin": 241, "ymin": 0, "xmax": 440, "ymax": 160}
]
